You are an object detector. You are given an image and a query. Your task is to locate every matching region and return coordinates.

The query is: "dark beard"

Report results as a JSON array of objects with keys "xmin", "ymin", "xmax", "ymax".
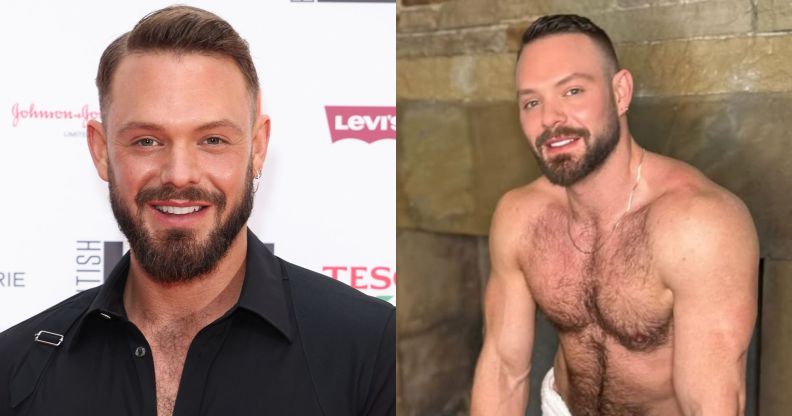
[
  {"xmin": 108, "ymin": 163, "xmax": 254, "ymax": 284},
  {"xmin": 531, "ymin": 110, "xmax": 620, "ymax": 187}
]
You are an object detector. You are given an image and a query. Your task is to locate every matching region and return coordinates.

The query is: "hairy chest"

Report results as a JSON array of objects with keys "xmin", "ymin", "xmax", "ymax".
[
  {"xmin": 145, "ymin": 325, "xmax": 197, "ymax": 416},
  {"xmin": 521, "ymin": 210, "xmax": 673, "ymax": 352}
]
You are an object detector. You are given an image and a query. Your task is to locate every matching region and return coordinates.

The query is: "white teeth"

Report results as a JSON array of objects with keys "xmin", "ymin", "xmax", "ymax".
[
  {"xmin": 155, "ymin": 205, "xmax": 202, "ymax": 215},
  {"xmin": 549, "ymin": 138, "xmax": 575, "ymax": 148}
]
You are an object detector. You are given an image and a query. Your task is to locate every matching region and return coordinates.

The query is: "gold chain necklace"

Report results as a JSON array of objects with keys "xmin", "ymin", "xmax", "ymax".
[{"xmin": 566, "ymin": 147, "xmax": 646, "ymax": 255}]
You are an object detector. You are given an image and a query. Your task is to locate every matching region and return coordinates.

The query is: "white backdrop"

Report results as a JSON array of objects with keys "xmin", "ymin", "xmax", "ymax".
[{"xmin": 0, "ymin": 0, "xmax": 396, "ymax": 331}]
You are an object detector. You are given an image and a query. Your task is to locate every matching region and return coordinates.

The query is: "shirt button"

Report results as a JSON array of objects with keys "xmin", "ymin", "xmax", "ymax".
[{"xmin": 134, "ymin": 346, "xmax": 146, "ymax": 357}]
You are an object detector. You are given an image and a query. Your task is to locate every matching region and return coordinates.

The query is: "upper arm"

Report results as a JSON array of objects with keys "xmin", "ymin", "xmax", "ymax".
[
  {"xmin": 658, "ymin": 191, "xmax": 758, "ymax": 412},
  {"xmin": 472, "ymin": 191, "xmax": 537, "ymax": 400},
  {"xmin": 360, "ymin": 308, "xmax": 395, "ymax": 416}
]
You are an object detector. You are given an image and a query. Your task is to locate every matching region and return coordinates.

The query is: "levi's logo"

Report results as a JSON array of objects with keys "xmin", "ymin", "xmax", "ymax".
[{"xmin": 325, "ymin": 106, "xmax": 396, "ymax": 143}]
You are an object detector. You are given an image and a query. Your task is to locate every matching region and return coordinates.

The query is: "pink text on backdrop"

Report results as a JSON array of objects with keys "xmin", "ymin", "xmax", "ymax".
[
  {"xmin": 324, "ymin": 106, "xmax": 396, "ymax": 143},
  {"xmin": 11, "ymin": 102, "xmax": 100, "ymax": 128}
]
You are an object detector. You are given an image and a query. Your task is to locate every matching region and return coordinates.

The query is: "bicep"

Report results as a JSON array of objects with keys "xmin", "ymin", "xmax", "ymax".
[
  {"xmin": 479, "ymin": 195, "xmax": 536, "ymax": 379},
  {"xmin": 666, "ymin": 196, "xmax": 758, "ymax": 408},
  {"xmin": 481, "ymin": 265, "xmax": 536, "ymax": 374}
]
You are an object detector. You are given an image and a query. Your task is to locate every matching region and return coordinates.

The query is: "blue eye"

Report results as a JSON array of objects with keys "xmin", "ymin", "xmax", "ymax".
[{"xmin": 566, "ymin": 88, "xmax": 583, "ymax": 96}]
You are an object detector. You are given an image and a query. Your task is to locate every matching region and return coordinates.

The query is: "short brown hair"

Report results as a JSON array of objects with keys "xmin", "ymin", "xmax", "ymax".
[
  {"xmin": 517, "ymin": 14, "xmax": 619, "ymax": 74},
  {"xmin": 96, "ymin": 5, "xmax": 259, "ymax": 122}
]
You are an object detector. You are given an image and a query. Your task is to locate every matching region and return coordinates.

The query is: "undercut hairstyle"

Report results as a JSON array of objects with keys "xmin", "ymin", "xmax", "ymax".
[
  {"xmin": 96, "ymin": 5, "xmax": 259, "ymax": 122},
  {"xmin": 517, "ymin": 14, "xmax": 620, "ymax": 74}
]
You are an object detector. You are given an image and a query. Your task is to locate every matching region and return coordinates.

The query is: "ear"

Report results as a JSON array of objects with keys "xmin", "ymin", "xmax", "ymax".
[
  {"xmin": 612, "ymin": 68, "xmax": 634, "ymax": 117},
  {"xmin": 87, "ymin": 119, "xmax": 110, "ymax": 182},
  {"xmin": 252, "ymin": 113, "xmax": 271, "ymax": 174}
]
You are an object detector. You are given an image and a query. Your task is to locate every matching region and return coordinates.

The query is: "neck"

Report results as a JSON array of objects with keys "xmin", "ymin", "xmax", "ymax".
[
  {"xmin": 565, "ymin": 134, "xmax": 645, "ymax": 229},
  {"xmin": 123, "ymin": 227, "xmax": 248, "ymax": 327}
]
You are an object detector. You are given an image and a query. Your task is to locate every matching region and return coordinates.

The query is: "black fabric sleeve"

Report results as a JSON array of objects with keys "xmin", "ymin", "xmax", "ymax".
[{"xmin": 360, "ymin": 307, "xmax": 396, "ymax": 416}]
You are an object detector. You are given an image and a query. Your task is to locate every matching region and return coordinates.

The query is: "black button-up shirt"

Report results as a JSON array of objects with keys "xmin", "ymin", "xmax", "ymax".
[{"xmin": 0, "ymin": 229, "xmax": 395, "ymax": 415}]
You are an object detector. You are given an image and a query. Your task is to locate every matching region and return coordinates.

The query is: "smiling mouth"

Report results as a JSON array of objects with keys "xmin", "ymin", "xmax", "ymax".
[
  {"xmin": 545, "ymin": 136, "xmax": 581, "ymax": 149},
  {"xmin": 154, "ymin": 205, "xmax": 206, "ymax": 215}
]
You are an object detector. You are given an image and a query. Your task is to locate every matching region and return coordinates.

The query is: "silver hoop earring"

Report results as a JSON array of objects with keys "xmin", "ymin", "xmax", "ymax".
[{"xmin": 252, "ymin": 169, "xmax": 262, "ymax": 194}]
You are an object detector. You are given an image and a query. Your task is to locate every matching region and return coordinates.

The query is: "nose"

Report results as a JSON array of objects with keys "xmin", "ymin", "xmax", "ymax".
[
  {"xmin": 159, "ymin": 141, "xmax": 201, "ymax": 188},
  {"xmin": 540, "ymin": 98, "xmax": 567, "ymax": 131}
]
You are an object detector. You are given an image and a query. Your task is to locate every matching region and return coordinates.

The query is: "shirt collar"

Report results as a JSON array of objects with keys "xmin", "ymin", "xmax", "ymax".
[{"xmin": 70, "ymin": 228, "xmax": 292, "ymax": 349}]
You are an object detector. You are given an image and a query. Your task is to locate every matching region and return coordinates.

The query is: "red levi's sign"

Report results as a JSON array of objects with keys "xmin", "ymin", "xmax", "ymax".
[{"xmin": 324, "ymin": 106, "xmax": 396, "ymax": 143}]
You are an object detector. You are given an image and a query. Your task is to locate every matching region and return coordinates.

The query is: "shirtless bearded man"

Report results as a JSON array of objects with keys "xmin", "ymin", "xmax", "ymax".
[{"xmin": 470, "ymin": 15, "xmax": 758, "ymax": 415}]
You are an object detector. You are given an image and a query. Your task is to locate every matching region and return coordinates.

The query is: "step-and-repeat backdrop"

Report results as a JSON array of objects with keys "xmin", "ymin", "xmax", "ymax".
[{"xmin": 0, "ymin": 0, "xmax": 395, "ymax": 331}]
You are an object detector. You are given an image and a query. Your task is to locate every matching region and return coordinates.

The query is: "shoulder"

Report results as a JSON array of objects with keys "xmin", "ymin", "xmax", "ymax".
[
  {"xmin": 493, "ymin": 179, "xmax": 559, "ymax": 226},
  {"xmin": 0, "ymin": 288, "xmax": 96, "ymax": 352},
  {"xmin": 0, "ymin": 288, "xmax": 98, "ymax": 384},
  {"xmin": 644, "ymin": 155, "xmax": 758, "ymax": 284},
  {"xmin": 282, "ymin": 260, "xmax": 394, "ymax": 338},
  {"xmin": 280, "ymin": 260, "xmax": 395, "ymax": 412},
  {"xmin": 490, "ymin": 178, "xmax": 562, "ymax": 256},
  {"xmin": 647, "ymin": 155, "xmax": 755, "ymax": 244}
]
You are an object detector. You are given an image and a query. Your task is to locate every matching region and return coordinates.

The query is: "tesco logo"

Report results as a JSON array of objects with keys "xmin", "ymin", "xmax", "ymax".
[
  {"xmin": 322, "ymin": 265, "xmax": 396, "ymax": 290},
  {"xmin": 325, "ymin": 106, "xmax": 396, "ymax": 143}
]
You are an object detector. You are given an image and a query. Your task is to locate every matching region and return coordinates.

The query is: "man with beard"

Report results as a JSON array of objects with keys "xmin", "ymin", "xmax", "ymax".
[
  {"xmin": 470, "ymin": 15, "xmax": 757, "ymax": 415},
  {"xmin": 0, "ymin": 6, "xmax": 394, "ymax": 416}
]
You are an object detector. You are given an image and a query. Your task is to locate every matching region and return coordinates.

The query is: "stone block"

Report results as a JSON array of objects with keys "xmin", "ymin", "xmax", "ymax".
[
  {"xmin": 398, "ymin": 5, "xmax": 440, "ymax": 33},
  {"xmin": 436, "ymin": 0, "xmax": 615, "ymax": 30},
  {"xmin": 398, "ymin": 320, "xmax": 481, "ymax": 415},
  {"xmin": 397, "ymin": 101, "xmax": 479, "ymax": 234},
  {"xmin": 508, "ymin": 0, "xmax": 751, "ymax": 48},
  {"xmin": 760, "ymin": 260, "xmax": 792, "ymax": 414},
  {"xmin": 398, "ymin": 26, "xmax": 508, "ymax": 58},
  {"xmin": 403, "ymin": 0, "xmax": 446, "ymax": 6},
  {"xmin": 396, "ymin": 229, "xmax": 481, "ymax": 335},
  {"xmin": 616, "ymin": 0, "xmax": 686, "ymax": 7},
  {"xmin": 757, "ymin": 0, "xmax": 792, "ymax": 32},
  {"xmin": 619, "ymin": 35, "xmax": 792, "ymax": 97},
  {"xmin": 597, "ymin": 0, "xmax": 752, "ymax": 43},
  {"xmin": 397, "ymin": 54, "xmax": 516, "ymax": 102}
]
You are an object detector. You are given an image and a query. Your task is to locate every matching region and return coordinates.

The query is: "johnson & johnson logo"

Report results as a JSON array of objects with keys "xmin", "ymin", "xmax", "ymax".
[
  {"xmin": 324, "ymin": 106, "xmax": 396, "ymax": 143},
  {"xmin": 11, "ymin": 102, "xmax": 100, "ymax": 128}
]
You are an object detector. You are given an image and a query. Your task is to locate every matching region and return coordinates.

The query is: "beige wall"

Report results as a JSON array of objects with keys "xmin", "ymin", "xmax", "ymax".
[{"xmin": 397, "ymin": 0, "xmax": 792, "ymax": 414}]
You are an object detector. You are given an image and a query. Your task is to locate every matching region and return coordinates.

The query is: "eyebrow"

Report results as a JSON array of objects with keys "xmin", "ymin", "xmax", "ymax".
[
  {"xmin": 517, "ymin": 72, "xmax": 597, "ymax": 97},
  {"xmin": 115, "ymin": 119, "xmax": 245, "ymax": 137}
]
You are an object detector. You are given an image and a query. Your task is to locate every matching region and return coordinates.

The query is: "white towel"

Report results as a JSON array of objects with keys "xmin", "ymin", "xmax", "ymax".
[{"xmin": 541, "ymin": 368, "xmax": 573, "ymax": 416}]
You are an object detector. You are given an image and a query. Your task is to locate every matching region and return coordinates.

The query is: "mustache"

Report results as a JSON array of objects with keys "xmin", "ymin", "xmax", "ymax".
[
  {"xmin": 536, "ymin": 126, "xmax": 590, "ymax": 148},
  {"xmin": 135, "ymin": 185, "xmax": 226, "ymax": 210}
]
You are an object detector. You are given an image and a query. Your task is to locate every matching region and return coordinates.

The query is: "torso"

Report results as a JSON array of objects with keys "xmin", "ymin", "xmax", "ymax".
[
  {"xmin": 141, "ymin": 318, "xmax": 202, "ymax": 416},
  {"xmin": 520, "ymin": 203, "xmax": 680, "ymax": 415}
]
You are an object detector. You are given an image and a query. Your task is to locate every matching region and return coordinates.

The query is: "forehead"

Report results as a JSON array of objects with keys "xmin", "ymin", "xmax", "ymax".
[
  {"xmin": 516, "ymin": 33, "xmax": 610, "ymax": 89},
  {"xmin": 106, "ymin": 52, "xmax": 251, "ymax": 131}
]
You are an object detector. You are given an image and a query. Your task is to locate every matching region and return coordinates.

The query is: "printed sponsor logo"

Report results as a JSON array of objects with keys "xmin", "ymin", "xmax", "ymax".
[
  {"xmin": 11, "ymin": 102, "xmax": 99, "ymax": 128},
  {"xmin": 325, "ymin": 106, "xmax": 396, "ymax": 144},
  {"xmin": 75, "ymin": 240, "xmax": 125, "ymax": 292},
  {"xmin": 322, "ymin": 265, "xmax": 396, "ymax": 302},
  {"xmin": 0, "ymin": 271, "xmax": 26, "ymax": 288}
]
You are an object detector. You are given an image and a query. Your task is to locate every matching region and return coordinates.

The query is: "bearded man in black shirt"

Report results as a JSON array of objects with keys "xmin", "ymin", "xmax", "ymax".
[{"xmin": 0, "ymin": 6, "xmax": 395, "ymax": 416}]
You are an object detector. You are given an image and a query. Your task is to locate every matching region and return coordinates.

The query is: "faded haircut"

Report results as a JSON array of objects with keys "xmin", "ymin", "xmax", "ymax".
[{"xmin": 517, "ymin": 14, "xmax": 620, "ymax": 75}]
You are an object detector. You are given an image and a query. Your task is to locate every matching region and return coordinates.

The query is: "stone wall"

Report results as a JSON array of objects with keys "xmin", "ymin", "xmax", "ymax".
[{"xmin": 397, "ymin": 0, "xmax": 792, "ymax": 415}]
